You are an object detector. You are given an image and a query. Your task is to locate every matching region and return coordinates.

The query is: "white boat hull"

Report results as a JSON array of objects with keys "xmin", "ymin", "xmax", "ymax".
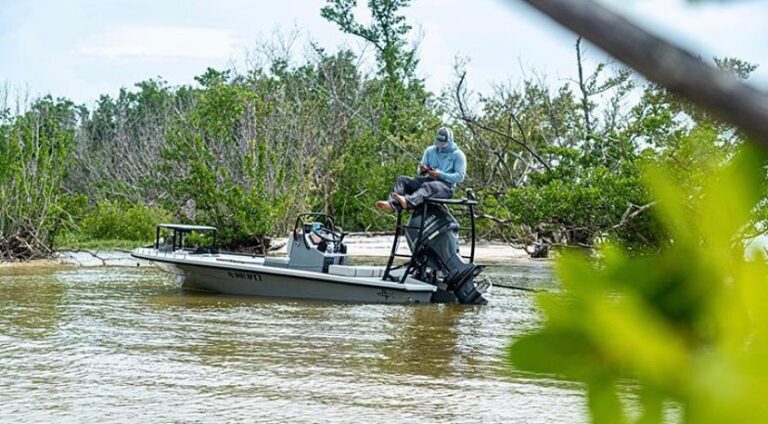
[{"xmin": 132, "ymin": 248, "xmax": 435, "ymax": 304}]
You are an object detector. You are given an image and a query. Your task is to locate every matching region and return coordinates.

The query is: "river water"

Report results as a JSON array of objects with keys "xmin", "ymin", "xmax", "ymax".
[{"xmin": 0, "ymin": 261, "xmax": 586, "ymax": 423}]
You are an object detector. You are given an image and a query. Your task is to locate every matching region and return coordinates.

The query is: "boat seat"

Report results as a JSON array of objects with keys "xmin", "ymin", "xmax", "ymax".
[
  {"xmin": 327, "ymin": 265, "xmax": 384, "ymax": 278},
  {"xmin": 264, "ymin": 257, "xmax": 290, "ymax": 268}
]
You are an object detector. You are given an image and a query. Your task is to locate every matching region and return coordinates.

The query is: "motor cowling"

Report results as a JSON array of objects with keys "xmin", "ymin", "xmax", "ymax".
[{"xmin": 404, "ymin": 203, "xmax": 487, "ymax": 305}]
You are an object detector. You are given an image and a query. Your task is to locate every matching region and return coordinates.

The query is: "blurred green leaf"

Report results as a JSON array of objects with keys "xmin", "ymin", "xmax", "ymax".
[{"xmin": 509, "ymin": 143, "xmax": 768, "ymax": 423}]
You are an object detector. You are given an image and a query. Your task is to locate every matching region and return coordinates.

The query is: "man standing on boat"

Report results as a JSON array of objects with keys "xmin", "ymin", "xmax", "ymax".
[{"xmin": 376, "ymin": 127, "xmax": 466, "ymax": 212}]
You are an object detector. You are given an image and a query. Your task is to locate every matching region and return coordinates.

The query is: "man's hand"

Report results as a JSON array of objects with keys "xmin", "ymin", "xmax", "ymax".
[
  {"xmin": 427, "ymin": 168, "xmax": 440, "ymax": 179},
  {"xmin": 418, "ymin": 163, "xmax": 430, "ymax": 174}
]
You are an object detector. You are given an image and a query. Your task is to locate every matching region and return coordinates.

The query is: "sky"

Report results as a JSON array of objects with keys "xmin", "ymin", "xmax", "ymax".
[{"xmin": 1, "ymin": 0, "xmax": 766, "ymax": 107}]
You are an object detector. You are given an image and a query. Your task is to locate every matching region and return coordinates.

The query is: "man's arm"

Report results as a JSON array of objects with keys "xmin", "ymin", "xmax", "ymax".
[{"xmin": 437, "ymin": 151, "xmax": 466, "ymax": 185}]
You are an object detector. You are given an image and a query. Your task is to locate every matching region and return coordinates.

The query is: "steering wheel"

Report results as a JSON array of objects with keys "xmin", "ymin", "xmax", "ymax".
[
  {"xmin": 311, "ymin": 224, "xmax": 343, "ymax": 244},
  {"xmin": 295, "ymin": 213, "xmax": 347, "ymax": 250}
]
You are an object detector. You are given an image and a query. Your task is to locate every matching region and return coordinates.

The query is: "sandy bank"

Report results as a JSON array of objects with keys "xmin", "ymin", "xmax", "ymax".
[
  {"xmin": 0, "ymin": 235, "xmax": 534, "ymax": 268},
  {"xmin": 271, "ymin": 234, "xmax": 530, "ymax": 261}
]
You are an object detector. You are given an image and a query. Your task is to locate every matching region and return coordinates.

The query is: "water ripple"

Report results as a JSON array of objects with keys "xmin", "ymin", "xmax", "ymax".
[{"xmin": 0, "ymin": 263, "xmax": 586, "ymax": 423}]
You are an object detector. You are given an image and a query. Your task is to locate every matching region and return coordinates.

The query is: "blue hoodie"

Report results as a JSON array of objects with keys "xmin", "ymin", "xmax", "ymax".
[{"xmin": 419, "ymin": 138, "xmax": 467, "ymax": 189}]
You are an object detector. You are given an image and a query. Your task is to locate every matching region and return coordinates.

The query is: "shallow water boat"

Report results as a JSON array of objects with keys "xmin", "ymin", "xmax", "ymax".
[{"xmin": 131, "ymin": 198, "xmax": 488, "ymax": 304}]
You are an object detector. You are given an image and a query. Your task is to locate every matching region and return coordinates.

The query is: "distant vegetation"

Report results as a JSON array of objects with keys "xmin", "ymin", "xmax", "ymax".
[{"xmin": 0, "ymin": 0, "xmax": 758, "ymax": 260}]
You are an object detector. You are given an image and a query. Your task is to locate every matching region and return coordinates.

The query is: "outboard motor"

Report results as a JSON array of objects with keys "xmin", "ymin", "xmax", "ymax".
[{"xmin": 404, "ymin": 203, "xmax": 487, "ymax": 305}]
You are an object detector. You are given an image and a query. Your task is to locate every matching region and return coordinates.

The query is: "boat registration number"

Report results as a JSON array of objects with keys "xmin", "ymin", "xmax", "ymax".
[{"xmin": 227, "ymin": 271, "xmax": 263, "ymax": 281}]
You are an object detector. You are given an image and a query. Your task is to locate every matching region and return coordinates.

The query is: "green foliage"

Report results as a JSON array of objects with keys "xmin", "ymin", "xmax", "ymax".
[
  {"xmin": 162, "ymin": 67, "xmax": 311, "ymax": 249},
  {"xmin": 321, "ymin": 0, "xmax": 429, "ymax": 138},
  {"xmin": 321, "ymin": 0, "xmax": 417, "ymax": 87},
  {"xmin": 504, "ymin": 163, "xmax": 660, "ymax": 247},
  {"xmin": 184, "ymin": 231, "xmax": 214, "ymax": 248},
  {"xmin": 508, "ymin": 144, "xmax": 768, "ymax": 423},
  {"xmin": 77, "ymin": 200, "xmax": 172, "ymax": 242}
]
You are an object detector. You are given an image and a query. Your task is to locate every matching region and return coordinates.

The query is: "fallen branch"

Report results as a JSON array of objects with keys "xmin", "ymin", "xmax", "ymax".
[{"xmin": 56, "ymin": 249, "xmax": 107, "ymax": 266}]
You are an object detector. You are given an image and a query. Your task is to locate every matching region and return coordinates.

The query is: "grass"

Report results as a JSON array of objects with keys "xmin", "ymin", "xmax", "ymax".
[{"xmin": 54, "ymin": 233, "xmax": 151, "ymax": 251}]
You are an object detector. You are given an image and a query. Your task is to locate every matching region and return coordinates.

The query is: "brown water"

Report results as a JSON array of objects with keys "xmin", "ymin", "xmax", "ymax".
[{"xmin": 0, "ymin": 262, "xmax": 586, "ymax": 423}]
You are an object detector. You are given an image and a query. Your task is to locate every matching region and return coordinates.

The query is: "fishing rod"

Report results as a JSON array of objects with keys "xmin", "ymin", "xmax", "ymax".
[{"xmin": 382, "ymin": 133, "xmax": 424, "ymax": 163}]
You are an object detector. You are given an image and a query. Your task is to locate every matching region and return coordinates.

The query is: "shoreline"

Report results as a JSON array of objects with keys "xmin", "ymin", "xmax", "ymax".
[{"xmin": 1, "ymin": 235, "xmax": 537, "ymax": 268}]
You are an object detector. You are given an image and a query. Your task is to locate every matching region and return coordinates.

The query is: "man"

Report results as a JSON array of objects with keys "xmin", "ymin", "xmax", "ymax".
[{"xmin": 376, "ymin": 127, "xmax": 466, "ymax": 212}]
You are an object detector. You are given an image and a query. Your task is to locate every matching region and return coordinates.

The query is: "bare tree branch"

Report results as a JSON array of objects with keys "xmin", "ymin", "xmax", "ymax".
[
  {"xmin": 455, "ymin": 71, "xmax": 553, "ymax": 171},
  {"xmin": 518, "ymin": 0, "xmax": 768, "ymax": 146}
]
